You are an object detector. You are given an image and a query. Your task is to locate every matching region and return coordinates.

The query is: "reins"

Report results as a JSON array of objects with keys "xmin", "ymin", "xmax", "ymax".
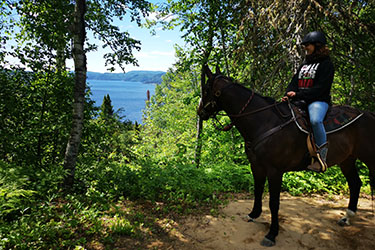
[
  {"xmin": 213, "ymin": 89, "xmax": 289, "ymax": 131},
  {"xmin": 209, "ymin": 80, "xmax": 296, "ymax": 149},
  {"xmin": 229, "ymin": 101, "xmax": 284, "ymax": 119}
]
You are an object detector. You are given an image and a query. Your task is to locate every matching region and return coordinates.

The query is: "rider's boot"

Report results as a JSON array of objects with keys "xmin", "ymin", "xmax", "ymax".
[{"xmin": 307, "ymin": 142, "xmax": 328, "ymax": 173}]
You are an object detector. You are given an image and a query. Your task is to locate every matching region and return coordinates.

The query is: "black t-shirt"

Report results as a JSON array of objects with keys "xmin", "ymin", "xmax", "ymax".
[{"xmin": 285, "ymin": 57, "xmax": 334, "ymax": 105}]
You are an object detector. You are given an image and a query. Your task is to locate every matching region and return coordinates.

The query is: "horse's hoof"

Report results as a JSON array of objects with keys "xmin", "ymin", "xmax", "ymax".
[
  {"xmin": 244, "ymin": 215, "xmax": 255, "ymax": 222},
  {"xmin": 260, "ymin": 237, "xmax": 275, "ymax": 247},
  {"xmin": 338, "ymin": 209, "xmax": 355, "ymax": 226},
  {"xmin": 337, "ymin": 218, "xmax": 349, "ymax": 227}
]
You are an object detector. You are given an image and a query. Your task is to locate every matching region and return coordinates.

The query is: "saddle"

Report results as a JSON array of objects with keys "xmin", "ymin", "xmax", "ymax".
[
  {"xmin": 290, "ymin": 102, "xmax": 363, "ymax": 171},
  {"xmin": 291, "ymin": 102, "xmax": 363, "ymax": 135}
]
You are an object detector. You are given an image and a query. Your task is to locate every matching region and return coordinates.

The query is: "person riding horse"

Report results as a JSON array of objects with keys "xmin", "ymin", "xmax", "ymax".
[
  {"xmin": 198, "ymin": 32, "xmax": 374, "ymax": 245},
  {"xmin": 282, "ymin": 31, "xmax": 334, "ymax": 173}
]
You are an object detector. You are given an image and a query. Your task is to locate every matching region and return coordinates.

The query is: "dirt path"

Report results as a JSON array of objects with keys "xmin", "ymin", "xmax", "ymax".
[{"xmin": 143, "ymin": 193, "xmax": 375, "ymax": 250}]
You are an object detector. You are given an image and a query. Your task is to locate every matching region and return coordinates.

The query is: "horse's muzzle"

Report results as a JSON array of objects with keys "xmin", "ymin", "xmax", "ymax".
[
  {"xmin": 197, "ymin": 99, "xmax": 210, "ymax": 120},
  {"xmin": 198, "ymin": 109, "xmax": 211, "ymax": 120}
]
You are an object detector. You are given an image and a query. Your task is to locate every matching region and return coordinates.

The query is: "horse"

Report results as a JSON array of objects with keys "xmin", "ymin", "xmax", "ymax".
[{"xmin": 197, "ymin": 66, "xmax": 375, "ymax": 247}]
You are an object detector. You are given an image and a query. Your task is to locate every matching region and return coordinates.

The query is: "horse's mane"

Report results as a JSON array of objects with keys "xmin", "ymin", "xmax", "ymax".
[{"xmin": 220, "ymin": 75, "xmax": 277, "ymax": 105}]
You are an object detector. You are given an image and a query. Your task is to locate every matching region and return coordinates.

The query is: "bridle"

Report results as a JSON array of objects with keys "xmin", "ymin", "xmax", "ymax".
[
  {"xmin": 200, "ymin": 75, "xmax": 232, "ymax": 118},
  {"xmin": 212, "ymin": 91, "xmax": 255, "ymax": 131}
]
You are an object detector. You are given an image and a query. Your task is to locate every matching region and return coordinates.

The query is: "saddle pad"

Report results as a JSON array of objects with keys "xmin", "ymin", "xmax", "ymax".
[{"xmin": 292, "ymin": 105, "xmax": 363, "ymax": 134}]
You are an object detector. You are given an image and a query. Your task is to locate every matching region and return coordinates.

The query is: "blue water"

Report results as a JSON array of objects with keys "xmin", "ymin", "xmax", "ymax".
[{"xmin": 87, "ymin": 80, "xmax": 156, "ymax": 123}]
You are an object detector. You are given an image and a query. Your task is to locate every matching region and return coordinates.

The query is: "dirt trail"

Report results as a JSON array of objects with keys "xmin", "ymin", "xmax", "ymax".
[{"xmin": 147, "ymin": 193, "xmax": 375, "ymax": 250}]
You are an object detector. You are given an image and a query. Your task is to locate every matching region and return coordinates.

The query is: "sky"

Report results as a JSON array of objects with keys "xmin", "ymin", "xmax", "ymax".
[{"xmin": 67, "ymin": 0, "xmax": 184, "ymax": 73}]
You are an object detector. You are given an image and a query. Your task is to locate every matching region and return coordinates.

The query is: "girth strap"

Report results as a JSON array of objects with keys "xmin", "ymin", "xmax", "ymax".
[{"xmin": 246, "ymin": 117, "xmax": 295, "ymax": 150}]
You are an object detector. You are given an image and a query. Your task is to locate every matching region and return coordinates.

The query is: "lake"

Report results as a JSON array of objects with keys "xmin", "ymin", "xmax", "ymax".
[{"xmin": 87, "ymin": 79, "xmax": 156, "ymax": 123}]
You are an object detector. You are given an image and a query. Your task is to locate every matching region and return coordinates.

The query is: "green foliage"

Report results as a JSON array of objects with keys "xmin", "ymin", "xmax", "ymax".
[
  {"xmin": 0, "ymin": 69, "xmax": 74, "ymax": 166},
  {"xmin": 0, "ymin": 195, "xmax": 106, "ymax": 249},
  {"xmin": 155, "ymin": 1, "xmax": 375, "ymax": 105},
  {"xmin": 283, "ymin": 168, "xmax": 347, "ymax": 196},
  {"xmin": 100, "ymin": 94, "xmax": 114, "ymax": 118},
  {"xmin": 283, "ymin": 161, "xmax": 371, "ymax": 196},
  {"xmin": 133, "ymin": 161, "xmax": 252, "ymax": 203},
  {"xmin": 0, "ymin": 161, "xmax": 36, "ymax": 219},
  {"xmin": 109, "ymin": 216, "xmax": 134, "ymax": 236},
  {"xmin": 135, "ymin": 68, "xmax": 201, "ymax": 164},
  {"xmin": 200, "ymin": 118, "xmax": 247, "ymax": 165},
  {"xmin": 75, "ymin": 159, "xmax": 253, "ymax": 206}
]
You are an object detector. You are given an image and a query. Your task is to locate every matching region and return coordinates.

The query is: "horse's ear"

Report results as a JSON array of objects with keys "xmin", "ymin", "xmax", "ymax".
[
  {"xmin": 215, "ymin": 65, "xmax": 222, "ymax": 75},
  {"xmin": 203, "ymin": 65, "xmax": 213, "ymax": 79}
]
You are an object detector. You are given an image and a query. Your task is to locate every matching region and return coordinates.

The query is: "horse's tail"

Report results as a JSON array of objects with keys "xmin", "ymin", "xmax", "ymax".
[
  {"xmin": 368, "ymin": 111, "xmax": 375, "ymax": 212},
  {"xmin": 369, "ymin": 167, "xmax": 375, "ymax": 213}
]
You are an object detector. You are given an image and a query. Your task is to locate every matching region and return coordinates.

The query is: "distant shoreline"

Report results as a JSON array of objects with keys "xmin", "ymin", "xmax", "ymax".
[
  {"xmin": 87, "ymin": 70, "xmax": 165, "ymax": 84},
  {"xmin": 87, "ymin": 79, "xmax": 159, "ymax": 85}
]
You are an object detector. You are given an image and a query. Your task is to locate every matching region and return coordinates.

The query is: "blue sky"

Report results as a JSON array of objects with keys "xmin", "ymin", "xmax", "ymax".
[
  {"xmin": 83, "ymin": 22, "xmax": 184, "ymax": 73},
  {"xmin": 68, "ymin": 0, "xmax": 184, "ymax": 73}
]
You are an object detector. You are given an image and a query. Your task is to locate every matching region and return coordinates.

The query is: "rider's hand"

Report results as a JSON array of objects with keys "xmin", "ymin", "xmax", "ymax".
[
  {"xmin": 281, "ymin": 96, "xmax": 288, "ymax": 102},
  {"xmin": 282, "ymin": 91, "xmax": 296, "ymax": 102}
]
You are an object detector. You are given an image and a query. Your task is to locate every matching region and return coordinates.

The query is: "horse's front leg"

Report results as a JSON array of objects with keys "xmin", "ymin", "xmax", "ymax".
[
  {"xmin": 261, "ymin": 170, "xmax": 283, "ymax": 247},
  {"xmin": 248, "ymin": 164, "xmax": 266, "ymax": 221}
]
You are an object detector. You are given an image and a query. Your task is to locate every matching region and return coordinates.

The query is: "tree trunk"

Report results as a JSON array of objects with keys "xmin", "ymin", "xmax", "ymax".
[
  {"xmin": 195, "ymin": 65, "xmax": 209, "ymax": 168},
  {"xmin": 194, "ymin": 9, "xmax": 215, "ymax": 168},
  {"xmin": 194, "ymin": 116, "xmax": 203, "ymax": 168},
  {"xmin": 63, "ymin": 0, "xmax": 86, "ymax": 189}
]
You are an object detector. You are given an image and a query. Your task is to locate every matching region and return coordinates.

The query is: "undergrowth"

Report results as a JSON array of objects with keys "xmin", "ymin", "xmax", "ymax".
[{"xmin": 0, "ymin": 159, "xmax": 371, "ymax": 249}]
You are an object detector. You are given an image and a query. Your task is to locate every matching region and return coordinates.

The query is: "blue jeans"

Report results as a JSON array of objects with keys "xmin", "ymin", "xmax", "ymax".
[{"xmin": 308, "ymin": 101, "xmax": 329, "ymax": 147}]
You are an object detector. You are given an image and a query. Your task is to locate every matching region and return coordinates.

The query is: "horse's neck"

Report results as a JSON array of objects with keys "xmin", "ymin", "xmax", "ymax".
[
  {"xmin": 219, "ymin": 85, "xmax": 252, "ymax": 113},
  {"xmin": 220, "ymin": 87, "xmax": 280, "ymax": 141}
]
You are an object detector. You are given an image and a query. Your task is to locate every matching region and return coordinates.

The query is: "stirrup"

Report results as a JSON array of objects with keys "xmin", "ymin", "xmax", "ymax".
[{"xmin": 307, "ymin": 154, "xmax": 327, "ymax": 173}]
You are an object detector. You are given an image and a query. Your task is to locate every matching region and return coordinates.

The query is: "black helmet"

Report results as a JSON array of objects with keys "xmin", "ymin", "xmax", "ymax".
[{"xmin": 301, "ymin": 31, "xmax": 327, "ymax": 45}]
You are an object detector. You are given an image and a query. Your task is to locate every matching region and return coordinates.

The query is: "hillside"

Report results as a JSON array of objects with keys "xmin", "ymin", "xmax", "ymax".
[{"xmin": 87, "ymin": 70, "xmax": 165, "ymax": 84}]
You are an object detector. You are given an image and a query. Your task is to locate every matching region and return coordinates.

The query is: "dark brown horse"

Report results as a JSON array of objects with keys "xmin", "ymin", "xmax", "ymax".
[{"xmin": 197, "ymin": 66, "xmax": 375, "ymax": 247}]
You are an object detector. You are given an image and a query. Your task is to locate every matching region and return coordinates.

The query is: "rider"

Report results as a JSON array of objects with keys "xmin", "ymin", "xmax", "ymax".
[{"xmin": 282, "ymin": 31, "xmax": 334, "ymax": 172}]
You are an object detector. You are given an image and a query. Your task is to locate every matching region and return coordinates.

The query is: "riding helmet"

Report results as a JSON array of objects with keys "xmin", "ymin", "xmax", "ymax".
[{"xmin": 301, "ymin": 31, "xmax": 327, "ymax": 45}]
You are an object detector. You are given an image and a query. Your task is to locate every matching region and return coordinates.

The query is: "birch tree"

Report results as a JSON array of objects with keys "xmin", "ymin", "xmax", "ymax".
[{"xmin": 63, "ymin": 0, "xmax": 86, "ymax": 188}]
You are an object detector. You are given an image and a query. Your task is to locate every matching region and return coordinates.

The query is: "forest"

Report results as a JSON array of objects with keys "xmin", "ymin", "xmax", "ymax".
[{"xmin": 1, "ymin": 0, "xmax": 374, "ymax": 249}]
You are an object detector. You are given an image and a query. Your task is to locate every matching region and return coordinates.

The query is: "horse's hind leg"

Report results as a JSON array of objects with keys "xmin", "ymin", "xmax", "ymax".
[{"xmin": 338, "ymin": 157, "xmax": 362, "ymax": 226}]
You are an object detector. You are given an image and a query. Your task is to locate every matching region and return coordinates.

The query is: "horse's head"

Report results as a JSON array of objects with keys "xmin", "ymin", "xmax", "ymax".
[{"xmin": 197, "ymin": 65, "xmax": 226, "ymax": 120}]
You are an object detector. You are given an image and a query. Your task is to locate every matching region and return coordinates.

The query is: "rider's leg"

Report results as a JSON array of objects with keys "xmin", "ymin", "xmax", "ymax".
[
  {"xmin": 307, "ymin": 101, "xmax": 329, "ymax": 172},
  {"xmin": 309, "ymin": 101, "xmax": 329, "ymax": 147}
]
